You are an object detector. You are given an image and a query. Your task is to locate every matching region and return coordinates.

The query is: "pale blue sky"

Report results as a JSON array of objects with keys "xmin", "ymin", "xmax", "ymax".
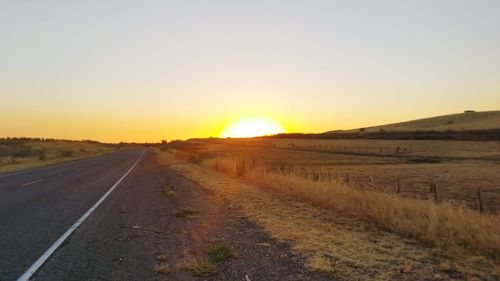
[{"xmin": 1, "ymin": 0, "xmax": 499, "ymax": 141}]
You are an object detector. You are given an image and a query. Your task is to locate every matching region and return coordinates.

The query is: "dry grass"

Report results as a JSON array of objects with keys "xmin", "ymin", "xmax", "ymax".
[
  {"xmin": 212, "ymin": 137, "xmax": 500, "ymax": 158},
  {"xmin": 155, "ymin": 254, "xmax": 168, "ymax": 262},
  {"xmin": 182, "ymin": 259, "xmax": 217, "ymax": 277},
  {"xmin": 164, "ymin": 190, "xmax": 177, "ymax": 197},
  {"xmin": 173, "ymin": 138, "xmax": 500, "ymax": 212},
  {"xmin": 156, "ymin": 151, "xmax": 500, "ymax": 280},
  {"xmin": 154, "ymin": 263, "xmax": 170, "ymax": 274},
  {"xmin": 338, "ymin": 110, "xmax": 500, "ymax": 132},
  {"xmin": 0, "ymin": 140, "xmax": 118, "ymax": 173},
  {"xmin": 201, "ymin": 155, "xmax": 500, "ymax": 257},
  {"xmin": 162, "ymin": 184, "xmax": 177, "ymax": 197},
  {"xmin": 174, "ymin": 208, "xmax": 199, "ymax": 218}
]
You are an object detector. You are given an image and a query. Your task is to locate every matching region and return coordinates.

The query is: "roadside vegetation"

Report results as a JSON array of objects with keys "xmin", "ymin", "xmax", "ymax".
[
  {"xmin": 174, "ymin": 208, "xmax": 198, "ymax": 218},
  {"xmin": 0, "ymin": 137, "xmax": 121, "ymax": 173},
  {"xmin": 154, "ymin": 253, "xmax": 170, "ymax": 274},
  {"xmin": 183, "ymin": 259, "xmax": 217, "ymax": 277},
  {"xmin": 180, "ymin": 243, "xmax": 234, "ymax": 277},
  {"xmin": 164, "ymin": 139, "xmax": 500, "ymax": 258},
  {"xmin": 156, "ymin": 146, "xmax": 500, "ymax": 280},
  {"xmin": 203, "ymin": 154, "xmax": 500, "ymax": 257},
  {"xmin": 206, "ymin": 242, "xmax": 234, "ymax": 262}
]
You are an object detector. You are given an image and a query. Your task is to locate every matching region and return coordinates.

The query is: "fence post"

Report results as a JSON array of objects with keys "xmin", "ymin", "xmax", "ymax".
[
  {"xmin": 430, "ymin": 182, "xmax": 437, "ymax": 202},
  {"xmin": 477, "ymin": 187, "xmax": 484, "ymax": 214},
  {"xmin": 396, "ymin": 177, "xmax": 401, "ymax": 193}
]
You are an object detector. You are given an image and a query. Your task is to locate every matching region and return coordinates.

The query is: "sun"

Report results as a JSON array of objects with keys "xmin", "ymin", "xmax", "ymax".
[{"xmin": 220, "ymin": 117, "xmax": 286, "ymax": 138}]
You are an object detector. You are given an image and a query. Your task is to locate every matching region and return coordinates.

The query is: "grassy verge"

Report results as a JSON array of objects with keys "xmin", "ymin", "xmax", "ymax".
[
  {"xmin": 197, "ymin": 153, "xmax": 500, "ymax": 258},
  {"xmin": 0, "ymin": 139, "xmax": 120, "ymax": 174},
  {"xmin": 156, "ymin": 149, "xmax": 500, "ymax": 279}
]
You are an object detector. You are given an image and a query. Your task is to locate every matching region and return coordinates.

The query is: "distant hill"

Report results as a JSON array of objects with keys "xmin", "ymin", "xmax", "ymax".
[{"xmin": 325, "ymin": 110, "xmax": 500, "ymax": 134}]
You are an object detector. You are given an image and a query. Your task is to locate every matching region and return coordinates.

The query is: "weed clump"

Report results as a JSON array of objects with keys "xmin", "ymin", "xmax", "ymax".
[
  {"xmin": 175, "ymin": 208, "xmax": 198, "ymax": 218},
  {"xmin": 163, "ymin": 189, "xmax": 176, "ymax": 197},
  {"xmin": 183, "ymin": 259, "xmax": 217, "ymax": 277},
  {"xmin": 207, "ymin": 243, "xmax": 234, "ymax": 262},
  {"xmin": 154, "ymin": 263, "xmax": 170, "ymax": 274},
  {"xmin": 155, "ymin": 254, "xmax": 168, "ymax": 262}
]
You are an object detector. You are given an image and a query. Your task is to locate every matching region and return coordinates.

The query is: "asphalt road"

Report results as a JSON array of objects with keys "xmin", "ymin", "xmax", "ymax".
[
  {"xmin": 0, "ymin": 149, "xmax": 146, "ymax": 281},
  {"xmin": 0, "ymin": 148, "xmax": 332, "ymax": 281}
]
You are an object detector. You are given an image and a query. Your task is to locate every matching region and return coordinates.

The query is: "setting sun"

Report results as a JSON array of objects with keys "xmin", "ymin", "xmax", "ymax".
[{"xmin": 220, "ymin": 117, "xmax": 286, "ymax": 138}]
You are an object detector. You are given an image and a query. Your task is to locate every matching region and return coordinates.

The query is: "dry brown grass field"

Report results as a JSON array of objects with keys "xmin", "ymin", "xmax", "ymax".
[
  {"xmin": 0, "ymin": 139, "xmax": 120, "ymax": 173},
  {"xmin": 156, "ymin": 136, "xmax": 500, "ymax": 280},
  {"xmin": 163, "ymin": 138, "xmax": 500, "ymax": 254},
  {"xmin": 184, "ymin": 138, "xmax": 500, "ymax": 213},
  {"xmin": 334, "ymin": 110, "xmax": 500, "ymax": 133}
]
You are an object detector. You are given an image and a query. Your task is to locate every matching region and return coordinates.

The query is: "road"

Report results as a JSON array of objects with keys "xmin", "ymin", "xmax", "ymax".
[
  {"xmin": 0, "ymin": 149, "xmax": 145, "ymax": 281},
  {"xmin": 0, "ymin": 148, "xmax": 331, "ymax": 281}
]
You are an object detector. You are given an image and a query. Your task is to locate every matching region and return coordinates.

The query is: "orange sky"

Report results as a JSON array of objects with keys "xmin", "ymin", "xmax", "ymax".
[{"xmin": 1, "ymin": 1, "xmax": 499, "ymax": 142}]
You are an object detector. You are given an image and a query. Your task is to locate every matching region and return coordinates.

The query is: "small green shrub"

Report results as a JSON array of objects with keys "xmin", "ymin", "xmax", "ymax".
[{"xmin": 207, "ymin": 243, "xmax": 234, "ymax": 262}]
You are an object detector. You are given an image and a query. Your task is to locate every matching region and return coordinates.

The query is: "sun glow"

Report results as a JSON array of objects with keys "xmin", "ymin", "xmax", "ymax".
[{"xmin": 220, "ymin": 117, "xmax": 286, "ymax": 138}]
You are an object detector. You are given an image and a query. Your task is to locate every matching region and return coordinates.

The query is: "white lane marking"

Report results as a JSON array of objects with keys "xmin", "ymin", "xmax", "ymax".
[
  {"xmin": 20, "ymin": 179, "xmax": 43, "ymax": 187},
  {"xmin": 16, "ymin": 150, "xmax": 146, "ymax": 281},
  {"xmin": 0, "ymin": 171, "xmax": 24, "ymax": 179}
]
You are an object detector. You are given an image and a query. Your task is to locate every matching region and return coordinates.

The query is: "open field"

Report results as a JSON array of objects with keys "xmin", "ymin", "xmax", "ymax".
[
  {"xmin": 328, "ymin": 110, "xmax": 500, "ymax": 133},
  {"xmin": 0, "ymin": 138, "xmax": 121, "ymax": 173},
  {"xmin": 163, "ymin": 138, "xmax": 500, "ymax": 257},
  {"xmin": 156, "ymin": 147, "xmax": 500, "ymax": 280},
  {"xmin": 173, "ymin": 138, "xmax": 500, "ymax": 213}
]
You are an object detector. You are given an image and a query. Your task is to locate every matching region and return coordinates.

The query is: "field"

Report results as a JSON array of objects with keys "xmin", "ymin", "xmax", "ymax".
[
  {"xmin": 165, "ymin": 138, "xmax": 500, "ymax": 252},
  {"xmin": 175, "ymin": 138, "xmax": 500, "ymax": 213},
  {"xmin": 158, "ymin": 137, "xmax": 500, "ymax": 279},
  {"xmin": 329, "ymin": 110, "xmax": 500, "ymax": 133},
  {"xmin": 0, "ymin": 138, "xmax": 120, "ymax": 173}
]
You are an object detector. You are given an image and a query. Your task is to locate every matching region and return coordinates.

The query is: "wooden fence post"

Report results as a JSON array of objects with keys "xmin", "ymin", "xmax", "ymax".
[
  {"xmin": 430, "ymin": 182, "xmax": 437, "ymax": 202},
  {"xmin": 477, "ymin": 187, "xmax": 484, "ymax": 214}
]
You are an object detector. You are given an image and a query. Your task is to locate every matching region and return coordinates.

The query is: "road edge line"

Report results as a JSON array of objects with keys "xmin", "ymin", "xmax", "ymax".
[{"xmin": 16, "ymin": 150, "xmax": 146, "ymax": 281}]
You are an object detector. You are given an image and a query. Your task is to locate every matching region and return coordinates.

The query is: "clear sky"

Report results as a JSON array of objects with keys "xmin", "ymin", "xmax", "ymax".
[{"xmin": 1, "ymin": 0, "xmax": 499, "ymax": 142}]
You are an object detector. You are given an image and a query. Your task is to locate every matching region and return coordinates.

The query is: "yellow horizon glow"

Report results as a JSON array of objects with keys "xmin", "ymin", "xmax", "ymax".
[{"xmin": 219, "ymin": 116, "xmax": 286, "ymax": 138}]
